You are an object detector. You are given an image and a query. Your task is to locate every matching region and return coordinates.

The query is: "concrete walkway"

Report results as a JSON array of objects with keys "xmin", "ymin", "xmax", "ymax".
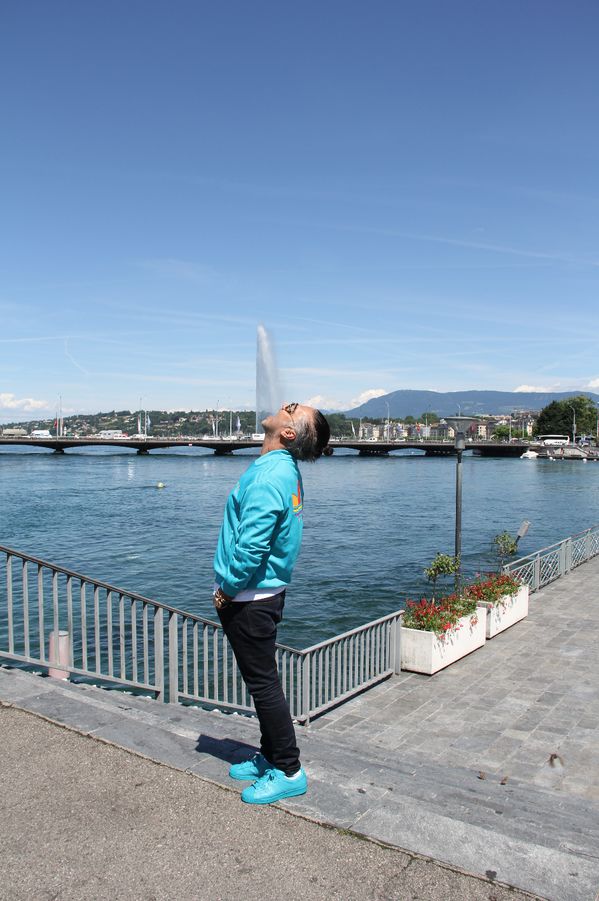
[
  {"xmin": 1, "ymin": 706, "xmax": 535, "ymax": 901},
  {"xmin": 2, "ymin": 558, "xmax": 599, "ymax": 900}
]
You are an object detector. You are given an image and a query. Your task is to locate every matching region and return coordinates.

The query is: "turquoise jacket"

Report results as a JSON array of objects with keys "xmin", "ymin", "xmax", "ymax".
[{"xmin": 213, "ymin": 450, "xmax": 304, "ymax": 598}]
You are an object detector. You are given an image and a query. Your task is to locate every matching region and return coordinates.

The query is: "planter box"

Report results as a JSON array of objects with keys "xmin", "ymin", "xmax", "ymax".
[
  {"xmin": 478, "ymin": 585, "xmax": 529, "ymax": 639},
  {"xmin": 400, "ymin": 613, "xmax": 486, "ymax": 675}
]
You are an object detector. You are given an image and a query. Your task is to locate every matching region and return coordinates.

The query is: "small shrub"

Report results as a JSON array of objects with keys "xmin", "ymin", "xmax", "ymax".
[
  {"xmin": 424, "ymin": 552, "xmax": 460, "ymax": 599},
  {"xmin": 493, "ymin": 531, "xmax": 519, "ymax": 572}
]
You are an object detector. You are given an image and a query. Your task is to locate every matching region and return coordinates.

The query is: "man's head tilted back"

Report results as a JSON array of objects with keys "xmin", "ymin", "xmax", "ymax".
[{"xmin": 262, "ymin": 403, "xmax": 330, "ymax": 461}]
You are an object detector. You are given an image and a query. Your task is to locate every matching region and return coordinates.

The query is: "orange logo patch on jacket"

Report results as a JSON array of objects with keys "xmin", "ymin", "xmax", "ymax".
[{"xmin": 292, "ymin": 480, "xmax": 303, "ymax": 516}]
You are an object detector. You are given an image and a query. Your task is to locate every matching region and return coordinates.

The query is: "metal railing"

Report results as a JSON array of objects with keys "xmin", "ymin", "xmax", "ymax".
[
  {"xmin": 502, "ymin": 525, "xmax": 599, "ymax": 592},
  {"xmin": 0, "ymin": 546, "xmax": 402, "ymax": 723}
]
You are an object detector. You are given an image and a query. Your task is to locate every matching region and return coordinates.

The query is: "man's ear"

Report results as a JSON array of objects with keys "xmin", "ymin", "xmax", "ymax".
[{"xmin": 280, "ymin": 426, "xmax": 296, "ymax": 442}]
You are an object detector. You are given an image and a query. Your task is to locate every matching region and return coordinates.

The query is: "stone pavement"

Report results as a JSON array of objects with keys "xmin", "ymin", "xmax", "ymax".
[
  {"xmin": 1, "ymin": 706, "xmax": 535, "ymax": 901},
  {"xmin": 1, "ymin": 558, "xmax": 599, "ymax": 901},
  {"xmin": 312, "ymin": 556, "xmax": 599, "ymax": 802}
]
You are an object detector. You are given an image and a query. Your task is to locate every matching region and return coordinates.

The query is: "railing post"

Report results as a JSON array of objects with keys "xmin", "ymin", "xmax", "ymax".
[
  {"xmin": 585, "ymin": 528, "xmax": 592, "ymax": 562},
  {"xmin": 390, "ymin": 614, "xmax": 402, "ymax": 674},
  {"xmin": 565, "ymin": 538, "xmax": 572, "ymax": 573},
  {"xmin": 6, "ymin": 554, "xmax": 14, "ymax": 655},
  {"xmin": 534, "ymin": 554, "xmax": 541, "ymax": 591},
  {"xmin": 302, "ymin": 653, "xmax": 311, "ymax": 725},
  {"xmin": 154, "ymin": 607, "xmax": 165, "ymax": 702},
  {"xmin": 168, "ymin": 611, "xmax": 179, "ymax": 704}
]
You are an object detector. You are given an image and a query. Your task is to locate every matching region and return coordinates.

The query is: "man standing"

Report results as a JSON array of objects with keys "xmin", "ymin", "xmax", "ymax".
[{"xmin": 213, "ymin": 402, "xmax": 330, "ymax": 805}]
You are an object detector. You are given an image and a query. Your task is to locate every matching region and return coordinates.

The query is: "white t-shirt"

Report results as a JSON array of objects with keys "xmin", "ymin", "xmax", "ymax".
[{"xmin": 213, "ymin": 582, "xmax": 286, "ymax": 603}]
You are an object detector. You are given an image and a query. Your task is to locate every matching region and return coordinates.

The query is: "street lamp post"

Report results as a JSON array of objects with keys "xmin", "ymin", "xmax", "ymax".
[
  {"xmin": 385, "ymin": 401, "xmax": 390, "ymax": 440},
  {"xmin": 443, "ymin": 415, "xmax": 480, "ymax": 593}
]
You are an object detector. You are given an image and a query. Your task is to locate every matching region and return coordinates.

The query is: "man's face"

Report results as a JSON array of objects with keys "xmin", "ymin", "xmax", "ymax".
[{"xmin": 262, "ymin": 403, "xmax": 314, "ymax": 435}]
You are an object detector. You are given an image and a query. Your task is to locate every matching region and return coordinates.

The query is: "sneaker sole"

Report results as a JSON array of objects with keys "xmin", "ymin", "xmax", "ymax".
[{"xmin": 240, "ymin": 785, "xmax": 307, "ymax": 805}]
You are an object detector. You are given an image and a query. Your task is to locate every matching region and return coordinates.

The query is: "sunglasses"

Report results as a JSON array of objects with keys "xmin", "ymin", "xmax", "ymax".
[{"xmin": 283, "ymin": 402, "xmax": 299, "ymax": 427}]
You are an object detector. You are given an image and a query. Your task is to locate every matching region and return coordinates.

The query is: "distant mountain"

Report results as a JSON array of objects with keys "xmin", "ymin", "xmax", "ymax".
[{"xmin": 344, "ymin": 390, "xmax": 599, "ymax": 419}]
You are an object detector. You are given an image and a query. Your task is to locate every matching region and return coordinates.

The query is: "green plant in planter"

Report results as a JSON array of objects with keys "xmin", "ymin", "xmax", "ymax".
[
  {"xmin": 424, "ymin": 552, "xmax": 460, "ymax": 599},
  {"xmin": 403, "ymin": 553, "xmax": 477, "ymax": 639},
  {"xmin": 493, "ymin": 531, "xmax": 519, "ymax": 572}
]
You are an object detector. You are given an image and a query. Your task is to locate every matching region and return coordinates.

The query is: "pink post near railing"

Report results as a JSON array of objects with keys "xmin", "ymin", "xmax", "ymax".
[{"xmin": 48, "ymin": 629, "xmax": 70, "ymax": 679}]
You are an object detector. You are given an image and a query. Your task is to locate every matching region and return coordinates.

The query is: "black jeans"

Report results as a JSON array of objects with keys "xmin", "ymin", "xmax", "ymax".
[{"xmin": 217, "ymin": 592, "xmax": 300, "ymax": 776}]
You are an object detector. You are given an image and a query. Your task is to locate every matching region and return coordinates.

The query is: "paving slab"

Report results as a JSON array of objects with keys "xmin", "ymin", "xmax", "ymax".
[{"xmin": 352, "ymin": 796, "xmax": 599, "ymax": 901}]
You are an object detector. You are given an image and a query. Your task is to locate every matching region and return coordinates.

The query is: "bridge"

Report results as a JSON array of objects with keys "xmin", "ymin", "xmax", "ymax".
[{"xmin": 0, "ymin": 436, "xmax": 533, "ymax": 456}]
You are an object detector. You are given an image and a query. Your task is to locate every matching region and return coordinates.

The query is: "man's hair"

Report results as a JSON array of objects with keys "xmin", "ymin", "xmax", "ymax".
[{"xmin": 287, "ymin": 409, "xmax": 330, "ymax": 462}]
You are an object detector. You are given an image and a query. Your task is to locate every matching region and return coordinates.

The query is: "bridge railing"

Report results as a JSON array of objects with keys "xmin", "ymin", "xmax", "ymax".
[
  {"xmin": 502, "ymin": 525, "xmax": 599, "ymax": 591},
  {"xmin": 0, "ymin": 546, "xmax": 402, "ymax": 723}
]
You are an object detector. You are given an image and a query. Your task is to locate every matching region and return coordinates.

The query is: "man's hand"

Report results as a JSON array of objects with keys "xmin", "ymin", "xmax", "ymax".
[{"xmin": 213, "ymin": 587, "xmax": 234, "ymax": 610}]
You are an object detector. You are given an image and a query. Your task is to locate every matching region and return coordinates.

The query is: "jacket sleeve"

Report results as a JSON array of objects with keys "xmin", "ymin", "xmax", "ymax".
[{"xmin": 220, "ymin": 481, "xmax": 284, "ymax": 596}]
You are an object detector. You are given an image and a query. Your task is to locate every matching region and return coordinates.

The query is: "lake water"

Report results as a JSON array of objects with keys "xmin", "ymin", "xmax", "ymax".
[{"xmin": 1, "ymin": 446, "xmax": 598, "ymax": 648}]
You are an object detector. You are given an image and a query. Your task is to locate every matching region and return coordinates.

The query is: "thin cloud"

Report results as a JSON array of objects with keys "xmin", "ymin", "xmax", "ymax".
[
  {"xmin": 302, "ymin": 394, "xmax": 344, "ymax": 411},
  {"xmin": 514, "ymin": 384, "xmax": 560, "ymax": 393},
  {"xmin": 102, "ymin": 299, "xmax": 258, "ymax": 330},
  {"xmin": 290, "ymin": 218, "xmax": 599, "ymax": 268},
  {"xmin": 284, "ymin": 365, "xmax": 406, "ymax": 379},
  {"xmin": 0, "ymin": 392, "xmax": 47, "ymax": 412},
  {"xmin": 351, "ymin": 388, "xmax": 388, "ymax": 406},
  {"xmin": 92, "ymin": 371, "xmax": 252, "ymax": 388},
  {"xmin": 392, "ymin": 231, "xmax": 599, "ymax": 267},
  {"xmin": 137, "ymin": 258, "xmax": 224, "ymax": 285},
  {"xmin": 64, "ymin": 338, "xmax": 90, "ymax": 376},
  {"xmin": 514, "ymin": 381, "xmax": 599, "ymax": 393},
  {"xmin": 0, "ymin": 335, "xmax": 67, "ymax": 344}
]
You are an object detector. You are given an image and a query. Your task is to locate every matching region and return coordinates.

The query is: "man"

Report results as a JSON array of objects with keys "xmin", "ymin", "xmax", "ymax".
[{"xmin": 213, "ymin": 402, "xmax": 330, "ymax": 805}]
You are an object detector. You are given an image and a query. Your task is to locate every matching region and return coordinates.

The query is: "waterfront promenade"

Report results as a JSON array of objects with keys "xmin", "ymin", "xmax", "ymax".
[{"xmin": 2, "ymin": 558, "xmax": 599, "ymax": 900}]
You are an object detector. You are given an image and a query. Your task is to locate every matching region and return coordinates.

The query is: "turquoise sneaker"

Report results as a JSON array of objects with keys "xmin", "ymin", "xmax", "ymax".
[
  {"xmin": 229, "ymin": 752, "xmax": 272, "ymax": 781},
  {"xmin": 241, "ymin": 767, "xmax": 308, "ymax": 804}
]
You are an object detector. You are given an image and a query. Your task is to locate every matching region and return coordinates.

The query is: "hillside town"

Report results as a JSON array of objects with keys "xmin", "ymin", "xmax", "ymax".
[
  {"xmin": 1, "ymin": 408, "xmax": 538, "ymax": 441},
  {"xmin": 350, "ymin": 411, "xmax": 536, "ymax": 441}
]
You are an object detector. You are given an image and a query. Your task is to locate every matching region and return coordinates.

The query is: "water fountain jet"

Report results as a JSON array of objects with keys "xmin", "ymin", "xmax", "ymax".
[{"xmin": 255, "ymin": 325, "xmax": 283, "ymax": 435}]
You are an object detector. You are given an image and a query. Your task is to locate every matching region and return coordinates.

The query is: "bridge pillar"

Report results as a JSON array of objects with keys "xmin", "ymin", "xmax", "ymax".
[
  {"xmin": 137, "ymin": 448, "xmax": 149, "ymax": 455},
  {"xmin": 214, "ymin": 448, "xmax": 233, "ymax": 456},
  {"xmin": 53, "ymin": 447, "xmax": 65, "ymax": 454}
]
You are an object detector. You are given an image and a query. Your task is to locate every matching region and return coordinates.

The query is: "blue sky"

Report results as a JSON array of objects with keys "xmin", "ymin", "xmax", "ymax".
[{"xmin": 1, "ymin": 0, "xmax": 598, "ymax": 421}]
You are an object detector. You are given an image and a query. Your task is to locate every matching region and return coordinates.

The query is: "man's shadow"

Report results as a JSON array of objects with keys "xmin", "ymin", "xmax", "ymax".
[{"xmin": 195, "ymin": 734, "xmax": 258, "ymax": 764}]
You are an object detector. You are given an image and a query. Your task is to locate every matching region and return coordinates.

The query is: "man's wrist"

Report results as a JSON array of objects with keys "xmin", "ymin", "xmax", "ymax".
[{"xmin": 213, "ymin": 586, "xmax": 234, "ymax": 611}]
